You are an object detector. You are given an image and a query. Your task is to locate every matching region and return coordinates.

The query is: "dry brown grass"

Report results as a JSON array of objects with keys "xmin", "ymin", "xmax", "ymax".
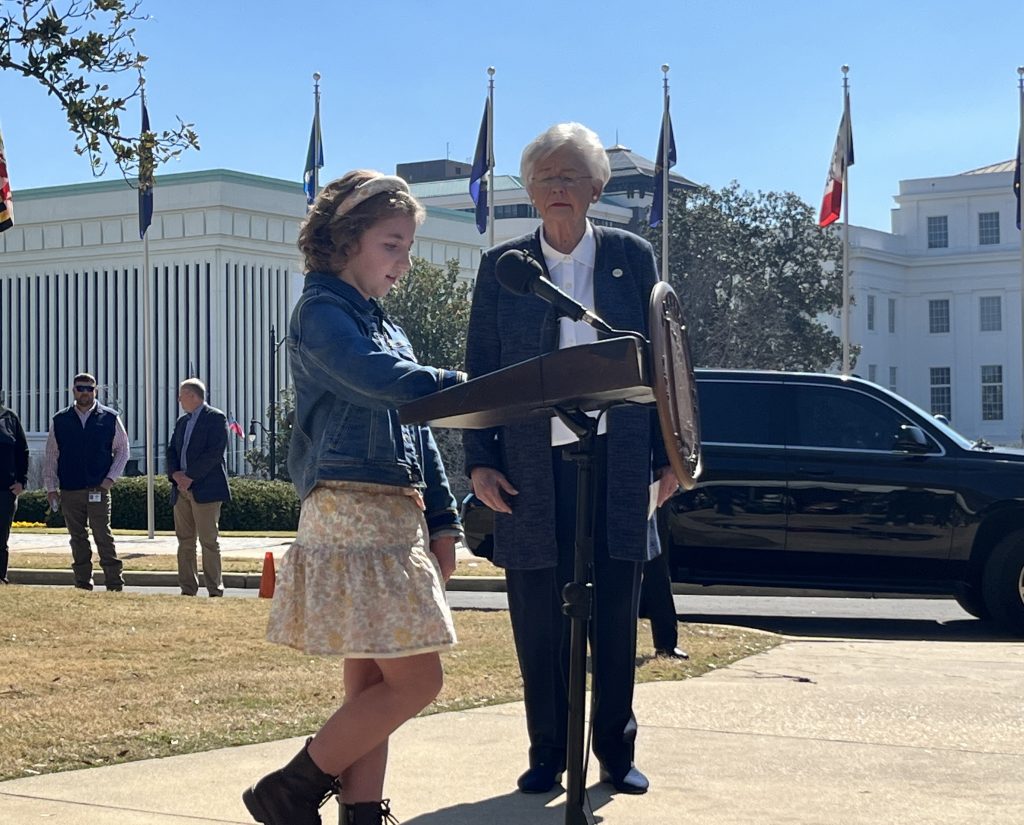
[{"xmin": 0, "ymin": 588, "xmax": 778, "ymax": 780}]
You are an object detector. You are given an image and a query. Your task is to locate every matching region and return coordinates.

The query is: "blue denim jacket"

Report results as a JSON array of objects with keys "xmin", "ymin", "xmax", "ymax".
[{"xmin": 287, "ymin": 273, "xmax": 464, "ymax": 536}]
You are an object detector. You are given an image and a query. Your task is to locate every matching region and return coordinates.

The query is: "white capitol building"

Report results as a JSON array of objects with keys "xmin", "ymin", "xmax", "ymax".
[{"xmin": 1, "ymin": 152, "xmax": 1020, "ymax": 483}]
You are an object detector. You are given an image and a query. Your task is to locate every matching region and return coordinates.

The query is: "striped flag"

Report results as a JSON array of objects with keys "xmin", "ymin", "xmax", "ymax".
[
  {"xmin": 0, "ymin": 127, "xmax": 13, "ymax": 233},
  {"xmin": 818, "ymin": 96, "xmax": 854, "ymax": 227},
  {"xmin": 227, "ymin": 416, "xmax": 245, "ymax": 438}
]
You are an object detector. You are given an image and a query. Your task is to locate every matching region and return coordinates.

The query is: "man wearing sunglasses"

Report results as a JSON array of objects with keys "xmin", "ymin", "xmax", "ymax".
[{"xmin": 42, "ymin": 373, "xmax": 129, "ymax": 591}]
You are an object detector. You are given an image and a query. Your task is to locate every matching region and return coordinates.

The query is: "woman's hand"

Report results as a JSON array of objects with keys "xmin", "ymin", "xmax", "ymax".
[
  {"xmin": 655, "ymin": 466, "xmax": 680, "ymax": 508},
  {"xmin": 470, "ymin": 467, "xmax": 518, "ymax": 514},
  {"xmin": 430, "ymin": 535, "xmax": 457, "ymax": 581}
]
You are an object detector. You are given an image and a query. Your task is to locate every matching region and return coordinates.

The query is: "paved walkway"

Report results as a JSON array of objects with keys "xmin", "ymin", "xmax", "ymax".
[{"xmin": 1, "ymin": 637, "xmax": 1022, "ymax": 823}]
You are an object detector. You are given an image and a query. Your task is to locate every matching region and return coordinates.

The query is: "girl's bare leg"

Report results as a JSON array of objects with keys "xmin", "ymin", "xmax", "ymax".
[
  {"xmin": 338, "ymin": 658, "xmax": 388, "ymax": 803},
  {"xmin": 307, "ymin": 651, "xmax": 443, "ymax": 781}
]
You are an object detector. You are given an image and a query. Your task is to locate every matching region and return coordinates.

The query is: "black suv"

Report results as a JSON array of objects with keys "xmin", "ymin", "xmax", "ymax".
[{"xmin": 463, "ymin": 370, "xmax": 1024, "ymax": 635}]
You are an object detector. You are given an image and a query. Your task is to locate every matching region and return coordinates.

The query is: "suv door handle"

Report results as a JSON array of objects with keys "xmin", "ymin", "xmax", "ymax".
[{"xmin": 797, "ymin": 467, "xmax": 834, "ymax": 476}]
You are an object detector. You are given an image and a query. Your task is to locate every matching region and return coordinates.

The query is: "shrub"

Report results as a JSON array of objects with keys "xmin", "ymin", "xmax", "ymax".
[{"xmin": 16, "ymin": 478, "xmax": 300, "ymax": 531}]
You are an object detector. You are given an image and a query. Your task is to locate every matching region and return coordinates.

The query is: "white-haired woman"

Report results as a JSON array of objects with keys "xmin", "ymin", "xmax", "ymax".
[{"xmin": 464, "ymin": 123, "xmax": 680, "ymax": 796}]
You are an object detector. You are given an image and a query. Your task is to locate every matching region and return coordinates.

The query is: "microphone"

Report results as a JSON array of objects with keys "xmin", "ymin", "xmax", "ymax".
[{"xmin": 495, "ymin": 249, "xmax": 609, "ymax": 330}]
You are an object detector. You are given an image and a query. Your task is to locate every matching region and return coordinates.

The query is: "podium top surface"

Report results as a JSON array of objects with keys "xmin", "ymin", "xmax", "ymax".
[{"xmin": 399, "ymin": 337, "xmax": 653, "ymax": 429}]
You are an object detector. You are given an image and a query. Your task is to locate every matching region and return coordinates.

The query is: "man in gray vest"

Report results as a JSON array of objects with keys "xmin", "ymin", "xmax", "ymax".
[
  {"xmin": 43, "ymin": 373, "xmax": 129, "ymax": 591},
  {"xmin": 167, "ymin": 378, "xmax": 230, "ymax": 597}
]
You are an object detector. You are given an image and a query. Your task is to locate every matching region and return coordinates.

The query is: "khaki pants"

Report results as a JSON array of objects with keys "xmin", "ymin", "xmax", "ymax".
[
  {"xmin": 61, "ymin": 488, "xmax": 123, "ymax": 589},
  {"xmin": 174, "ymin": 489, "xmax": 223, "ymax": 596}
]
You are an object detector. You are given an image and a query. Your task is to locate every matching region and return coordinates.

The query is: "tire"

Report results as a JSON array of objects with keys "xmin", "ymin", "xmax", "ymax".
[
  {"xmin": 954, "ymin": 588, "xmax": 991, "ymax": 621},
  {"xmin": 981, "ymin": 529, "xmax": 1024, "ymax": 635}
]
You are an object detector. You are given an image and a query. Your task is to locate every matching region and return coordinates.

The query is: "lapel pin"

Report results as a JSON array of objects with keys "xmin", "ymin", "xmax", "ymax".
[{"xmin": 611, "ymin": 268, "xmax": 624, "ymax": 278}]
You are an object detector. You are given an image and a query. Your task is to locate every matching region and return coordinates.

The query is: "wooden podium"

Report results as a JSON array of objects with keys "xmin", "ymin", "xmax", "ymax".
[{"xmin": 399, "ymin": 282, "xmax": 700, "ymax": 825}]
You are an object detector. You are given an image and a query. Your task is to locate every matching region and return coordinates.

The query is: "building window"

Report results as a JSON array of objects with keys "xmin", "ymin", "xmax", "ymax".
[
  {"xmin": 979, "ymin": 296, "xmax": 1002, "ymax": 331},
  {"xmin": 888, "ymin": 298, "xmax": 896, "ymax": 333},
  {"xmin": 889, "ymin": 366, "xmax": 897, "ymax": 392},
  {"xmin": 929, "ymin": 299, "xmax": 950, "ymax": 333},
  {"xmin": 866, "ymin": 295, "xmax": 875, "ymax": 331},
  {"xmin": 981, "ymin": 365, "xmax": 1003, "ymax": 421},
  {"xmin": 867, "ymin": 364, "xmax": 877, "ymax": 383},
  {"xmin": 927, "ymin": 216, "xmax": 948, "ymax": 249},
  {"xmin": 930, "ymin": 367, "xmax": 951, "ymax": 419},
  {"xmin": 978, "ymin": 212, "xmax": 1000, "ymax": 245}
]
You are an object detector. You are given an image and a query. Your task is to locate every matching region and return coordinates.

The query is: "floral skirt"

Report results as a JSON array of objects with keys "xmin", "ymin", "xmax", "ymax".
[{"xmin": 266, "ymin": 481, "xmax": 457, "ymax": 657}]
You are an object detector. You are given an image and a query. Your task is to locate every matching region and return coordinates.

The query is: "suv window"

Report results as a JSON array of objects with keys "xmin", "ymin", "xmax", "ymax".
[
  {"xmin": 697, "ymin": 379, "xmax": 787, "ymax": 445},
  {"xmin": 791, "ymin": 384, "xmax": 922, "ymax": 451}
]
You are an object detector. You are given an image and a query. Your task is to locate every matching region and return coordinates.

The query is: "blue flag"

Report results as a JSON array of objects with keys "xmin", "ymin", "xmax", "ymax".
[
  {"xmin": 1014, "ymin": 138, "xmax": 1021, "ymax": 230},
  {"xmin": 138, "ymin": 99, "xmax": 153, "ymax": 239},
  {"xmin": 304, "ymin": 106, "xmax": 324, "ymax": 205},
  {"xmin": 649, "ymin": 103, "xmax": 676, "ymax": 228},
  {"xmin": 469, "ymin": 99, "xmax": 490, "ymax": 234}
]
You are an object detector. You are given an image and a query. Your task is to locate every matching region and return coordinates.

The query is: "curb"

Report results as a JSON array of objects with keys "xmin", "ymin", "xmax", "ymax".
[
  {"xmin": 4, "ymin": 568, "xmax": 942, "ymax": 600},
  {"xmin": 6, "ymin": 568, "xmax": 509, "ymax": 592}
]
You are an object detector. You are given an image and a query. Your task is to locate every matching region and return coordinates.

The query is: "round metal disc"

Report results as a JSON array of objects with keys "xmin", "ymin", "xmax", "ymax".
[{"xmin": 648, "ymin": 281, "xmax": 702, "ymax": 490}]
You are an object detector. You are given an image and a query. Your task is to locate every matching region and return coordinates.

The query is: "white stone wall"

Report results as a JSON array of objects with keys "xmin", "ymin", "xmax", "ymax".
[{"xmin": 850, "ymin": 167, "xmax": 1023, "ymax": 445}]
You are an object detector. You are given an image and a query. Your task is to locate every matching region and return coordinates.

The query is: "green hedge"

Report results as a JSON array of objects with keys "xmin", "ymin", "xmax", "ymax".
[{"xmin": 15, "ymin": 478, "xmax": 300, "ymax": 531}]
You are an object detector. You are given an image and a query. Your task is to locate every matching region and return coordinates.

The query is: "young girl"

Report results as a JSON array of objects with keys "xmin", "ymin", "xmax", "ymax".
[{"xmin": 243, "ymin": 170, "xmax": 466, "ymax": 825}]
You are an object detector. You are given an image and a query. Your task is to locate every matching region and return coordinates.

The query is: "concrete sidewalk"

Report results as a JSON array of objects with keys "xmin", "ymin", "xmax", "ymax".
[{"xmin": 1, "ymin": 636, "xmax": 1022, "ymax": 824}]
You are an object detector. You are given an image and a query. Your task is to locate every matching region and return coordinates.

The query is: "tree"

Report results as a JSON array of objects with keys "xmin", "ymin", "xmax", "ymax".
[
  {"xmin": 645, "ymin": 183, "xmax": 850, "ymax": 372},
  {"xmin": 381, "ymin": 256, "xmax": 472, "ymax": 370},
  {"xmin": 1, "ymin": 0, "xmax": 199, "ymax": 177},
  {"xmin": 382, "ymin": 256, "xmax": 473, "ymax": 499},
  {"xmin": 244, "ymin": 387, "xmax": 293, "ymax": 482}
]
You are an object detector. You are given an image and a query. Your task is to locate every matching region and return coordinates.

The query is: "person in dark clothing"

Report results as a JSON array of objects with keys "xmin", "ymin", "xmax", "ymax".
[
  {"xmin": 0, "ymin": 401, "xmax": 29, "ymax": 584},
  {"xmin": 639, "ymin": 506, "xmax": 688, "ymax": 659},
  {"xmin": 42, "ymin": 373, "xmax": 130, "ymax": 591}
]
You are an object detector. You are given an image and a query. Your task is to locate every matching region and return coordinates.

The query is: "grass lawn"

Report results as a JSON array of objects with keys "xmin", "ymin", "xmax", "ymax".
[{"xmin": 0, "ymin": 587, "xmax": 779, "ymax": 780}]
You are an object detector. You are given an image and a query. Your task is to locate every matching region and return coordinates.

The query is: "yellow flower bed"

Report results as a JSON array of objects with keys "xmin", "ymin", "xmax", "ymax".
[{"xmin": 11, "ymin": 521, "xmax": 46, "ymax": 529}]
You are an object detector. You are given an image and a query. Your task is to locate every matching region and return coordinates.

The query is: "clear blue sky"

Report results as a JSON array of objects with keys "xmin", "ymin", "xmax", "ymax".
[{"xmin": 2, "ymin": 0, "xmax": 1022, "ymax": 232}]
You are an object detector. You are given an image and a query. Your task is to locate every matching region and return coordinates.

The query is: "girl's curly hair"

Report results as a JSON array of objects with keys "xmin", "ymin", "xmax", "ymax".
[{"xmin": 297, "ymin": 169, "xmax": 425, "ymax": 274}]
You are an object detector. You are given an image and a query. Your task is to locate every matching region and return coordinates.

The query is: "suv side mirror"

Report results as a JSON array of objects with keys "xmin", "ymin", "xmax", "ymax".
[{"xmin": 893, "ymin": 424, "xmax": 931, "ymax": 454}]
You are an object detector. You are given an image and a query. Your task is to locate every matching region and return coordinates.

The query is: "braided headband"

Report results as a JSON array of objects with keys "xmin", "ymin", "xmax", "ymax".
[{"xmin": 335, "ymin": 174, "xmax": 411, "ymax": 217}]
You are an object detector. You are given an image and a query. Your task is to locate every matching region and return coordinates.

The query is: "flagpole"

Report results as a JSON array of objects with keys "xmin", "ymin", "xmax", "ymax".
[
  {"xmin": 660, "ymin": 64, "xmax": 670, "ymax": 283},
  {"xmin": 313, "ymin": 72, "xmax": 321, "ymax": 198},
  {"xmin": 140, "ymin": 83, "xmax": 155, "ymax": 539},
  {"xmin": 841, "ymin": 65, "xmax": 852, "ymax": 376},
  {"xmin": 1017, "ymin": 66, "xmax": 1023, "ymax": 444},
  {"xmin": 487, "ymin": 66, "xmax": 495, "ymax": 248}
]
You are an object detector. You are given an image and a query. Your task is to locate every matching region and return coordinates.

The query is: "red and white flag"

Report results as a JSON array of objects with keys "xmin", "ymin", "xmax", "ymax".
[
  {"xmin": 818, "ymin": 98, "xmax": 854, "ymax": 227},
  {"xmin": 0, "ymin": 127, "xmax": 13, "ymax": 233}
]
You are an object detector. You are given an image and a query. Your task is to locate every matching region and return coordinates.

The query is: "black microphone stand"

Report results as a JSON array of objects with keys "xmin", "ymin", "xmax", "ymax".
[{"xmin": 553, "ymin": 404, "xmax": 605, "ymax": 825}]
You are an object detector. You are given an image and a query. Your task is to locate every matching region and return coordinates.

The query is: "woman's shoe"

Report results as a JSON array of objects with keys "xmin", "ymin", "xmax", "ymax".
[
  {"xmin": 242, "ymin": 738, "xmax": 340, "ymax": 825},
  {"xmin": 516, "ymin": 762, "xmax": 564, "ymax": 794},
  {"xmin": 343, "ymin": 799, "xmax": 400, "ymax": 824}
]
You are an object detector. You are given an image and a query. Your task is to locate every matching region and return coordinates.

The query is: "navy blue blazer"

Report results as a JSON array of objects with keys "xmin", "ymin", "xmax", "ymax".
[
  {"xmin": 463, "ymin": 226, "xmax": 667, "ymax": 569},
  {"xmin": 167, "ymin": 405, "xmax": 231, "ymax": 505}
]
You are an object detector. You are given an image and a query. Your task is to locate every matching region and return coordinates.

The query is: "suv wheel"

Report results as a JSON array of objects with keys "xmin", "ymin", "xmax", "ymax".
[{"xmin": 981, "ymin": 529, "xmax": 1024, "ymax": 635}]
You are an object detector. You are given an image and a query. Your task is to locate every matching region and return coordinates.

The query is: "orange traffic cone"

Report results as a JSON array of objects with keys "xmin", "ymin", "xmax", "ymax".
[{"xmin": 258, "ymin": 551, "xmax": 276, "ymax": 599}]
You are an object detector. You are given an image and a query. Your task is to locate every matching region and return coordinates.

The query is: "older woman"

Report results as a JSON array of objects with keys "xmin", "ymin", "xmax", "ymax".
[{"xmin": 464, "ymin": 123, "xmax": 679, "ymax": 796}]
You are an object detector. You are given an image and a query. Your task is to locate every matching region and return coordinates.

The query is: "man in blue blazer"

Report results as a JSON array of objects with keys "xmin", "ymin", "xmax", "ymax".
[
  {"xmin": 167, "ymin": 378, "xmax": 231, "ymax": 597},
  {"xmin": 464, "ymin": 123, "xmax": 680, "ymax": 797}
]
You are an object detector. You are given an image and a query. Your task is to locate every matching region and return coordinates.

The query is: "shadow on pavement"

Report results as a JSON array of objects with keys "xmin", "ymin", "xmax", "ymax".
[
  {"xmin": 403, "ymin": 785, "xmax": 616, "ymax": 825},
  {"xmin": 679, "ymin": 612, "xmax": 1021, "ymax": 642}
]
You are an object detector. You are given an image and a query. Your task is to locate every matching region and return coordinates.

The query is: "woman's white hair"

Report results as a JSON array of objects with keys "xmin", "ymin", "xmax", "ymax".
[{"xmin": 520, "ymin": 122, "xmax": 611, "ymax": 185}]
